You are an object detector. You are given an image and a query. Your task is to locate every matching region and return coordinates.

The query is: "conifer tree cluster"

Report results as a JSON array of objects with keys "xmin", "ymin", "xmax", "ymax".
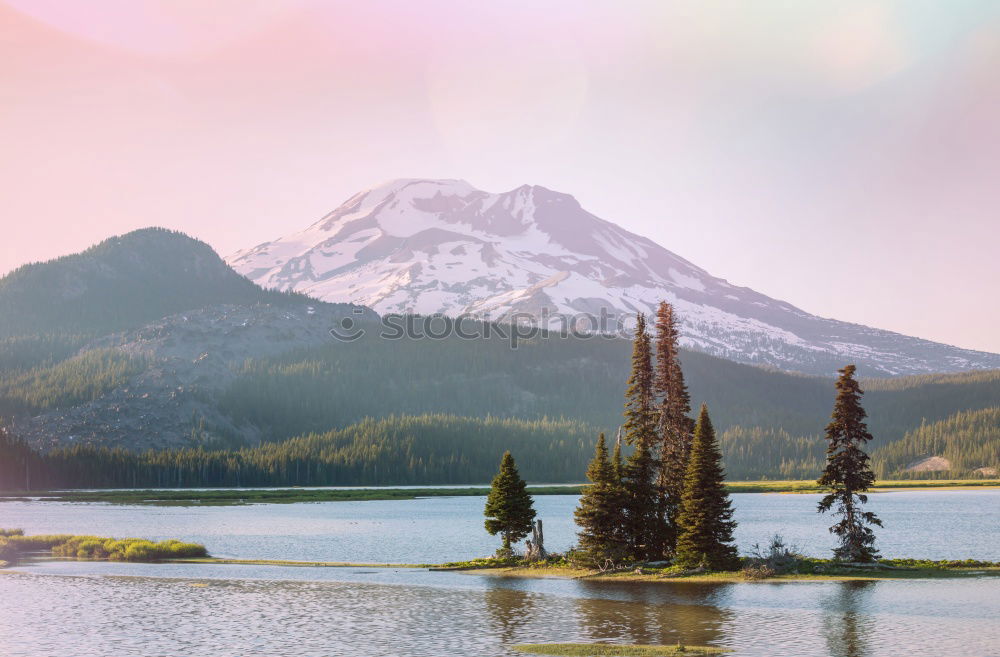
[{"xmin": 575, "ymin": 303, "xmax": 737, "ymax": 567}]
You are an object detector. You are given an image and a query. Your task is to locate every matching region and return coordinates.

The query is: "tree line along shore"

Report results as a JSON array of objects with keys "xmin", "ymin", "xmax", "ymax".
[
  {"xmin": 2, "ymin": 407, "xmax": 998, "ymax": 490},
  {"xmin": 3, "ymin": 478, "xmax": 998, "ymax": 506}
]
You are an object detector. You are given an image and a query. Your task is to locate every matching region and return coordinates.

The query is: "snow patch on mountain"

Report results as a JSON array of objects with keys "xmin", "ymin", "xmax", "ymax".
[{"xmin": 228, "ymin": 179, "xmax": 1000, "ymax": 376}]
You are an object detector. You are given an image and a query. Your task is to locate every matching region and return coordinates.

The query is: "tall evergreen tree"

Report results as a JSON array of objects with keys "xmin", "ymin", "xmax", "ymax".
[
  {"xmin": 484, "ymin": 451, "xmax": 536, "ymax": 554},
  {"xmin": 817, "ymin": 365, "xmax": 882, "ymax": 562},
  {"xmin": 675, "ymin": 404, "xmax": 739, "ymax": 570},
  {"xmin": 653, "ymin": 300, "xmax": 693, "ymax": 557},
  {"xmin": 574, "ymin": 433, "xmax": 628, "ymax": 565},
  {"xmin": 621, "ymin": 312, "xmax": 659, "ymax": 561}
]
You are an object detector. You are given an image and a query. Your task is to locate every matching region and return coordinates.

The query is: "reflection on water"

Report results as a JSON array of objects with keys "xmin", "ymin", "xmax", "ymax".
[
  {"xmin": 3, "ymin": 564, "xmax": 999, "ymax": 657},
  {"xmin": 485, "ymin": 583, "xmax": 537, "ymax": 645},
  {"xmin": 574, "ymin": 581, "xmax": 734, "ymax": 647},
  {"xmin": 3, "ymin": 491, "xmax": 1000, "ymax": 656},
  {"xmin": 823, "ymin": 581, "xmax": 876, "ymax": 657}
]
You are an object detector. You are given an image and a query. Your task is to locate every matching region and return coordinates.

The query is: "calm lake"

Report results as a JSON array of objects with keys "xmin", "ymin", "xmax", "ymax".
[{"xmin": 2, "ymin": 490, "xmax": 999, "ymax": 657}]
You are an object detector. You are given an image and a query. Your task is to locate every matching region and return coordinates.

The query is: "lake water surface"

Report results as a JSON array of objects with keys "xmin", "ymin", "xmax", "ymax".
[{"xmin": 2, "ymin": 490, "xmax": 999, "ymax": 657}]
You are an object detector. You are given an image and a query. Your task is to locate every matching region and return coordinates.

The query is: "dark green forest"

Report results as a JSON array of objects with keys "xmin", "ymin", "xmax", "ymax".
[
  {"xmin": 872, "ymin": 407, "xmax": 1000, "ymax": 478},
  {"xmin": 0, "ymin": 349, "xmax": 147, "ymax": 416},
  {"xmin": 0, "ymin": 416, "xmax": 597, "ymax": 489},
  {"xmin": 3, "ymin": 404, "xmax": 998, "ymax": 489}
]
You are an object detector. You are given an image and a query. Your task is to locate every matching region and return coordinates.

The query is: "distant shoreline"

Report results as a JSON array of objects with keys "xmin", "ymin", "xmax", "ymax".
[
  {"xmin": 8, "ymin": 554, "xmax": 999, "ymax": 584},
  {"xmin": 453, "ymin": 563, "xmax": 1000, "ymax": 583},
  {"xmin": 2, "ymin": 479, "xmax": 999, "ymax": 505},
  {"xmin": 119, "ymin": 556, "xmax": 1000, "ymax": 583}
]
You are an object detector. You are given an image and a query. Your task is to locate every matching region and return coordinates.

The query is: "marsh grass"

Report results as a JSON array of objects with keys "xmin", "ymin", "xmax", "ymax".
[{"xmin": 0, "ymin": 528, "xmax": 207, "ymax": 563}]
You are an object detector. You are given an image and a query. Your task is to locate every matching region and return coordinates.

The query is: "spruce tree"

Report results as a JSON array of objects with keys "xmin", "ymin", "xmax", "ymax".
[
  {"xmin": 675, "ymin": 404, "xmax": 739, "ymax": 570},
  {"xmin": 817, "ymin": 365, "xmax": 883, "ymax": 562},
  {"xmin": 574, "ymin": 433, "xmax": 628, "ymax": 565},
  {"xmin": 621, "ymin": 312, "xmax": 659, "ymax": 561},
  {"xmin": 653, "ymin": 300, "xmax": 693, "ymax": 557},
  {"xmin": 484, "ymin": 451, "xmax": 536, "ymax": 554}
]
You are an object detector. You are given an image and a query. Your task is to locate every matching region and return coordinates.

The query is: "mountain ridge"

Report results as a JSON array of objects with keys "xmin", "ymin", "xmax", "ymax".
[
  {"xmin": 1, "ymin": 228, "xmax": 996, "ymax": 479},
  {"xmin": 0, "ymin": 227, "xmax": 313, "ymax": 342},
  {"xmin": 228, "ymin": 179, "xmax": 1000, "ymax": 376}
]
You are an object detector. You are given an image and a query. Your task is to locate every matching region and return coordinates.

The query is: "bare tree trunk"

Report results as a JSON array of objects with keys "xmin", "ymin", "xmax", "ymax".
[{"xmin": 524, "ymin": 519, "xmax": 547, "ymax": 562}]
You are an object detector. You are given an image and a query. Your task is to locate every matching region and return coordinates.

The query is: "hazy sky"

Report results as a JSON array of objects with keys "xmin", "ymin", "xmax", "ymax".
[{"xmin": 2, "ymin": 1, "xmax": 998, "ymax": 352}]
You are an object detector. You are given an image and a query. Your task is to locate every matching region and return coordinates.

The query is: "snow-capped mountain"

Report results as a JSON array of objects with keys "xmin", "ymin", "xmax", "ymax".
[{"xmin": 228, "ymin": 179, "xmax": 1000, "ymax": 376}]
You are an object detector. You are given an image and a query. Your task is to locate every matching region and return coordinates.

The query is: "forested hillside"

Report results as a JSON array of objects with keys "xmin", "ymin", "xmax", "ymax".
[
  {"xmin": 216, "ymin": 330, "xmax": 834, "ymax": 442},
  {"xmin": 3, "ymin": 319, "xmax": 999, "ymax": 480},
  {"xmin": 5, "ymin": 404, "xmax": 998, "ymax": 490},
  {"xmin": 0, "ymin": 350, "xmax": 147, "ymax": 417},
  {"xmin": 0, "ymin": 228, "xmax": 308, "ymax": 353},
  {"xmin": 215, "ymin": 337, "xmax": 1000, "ymax": 454},
  {"xmin": 1, "ymin": 228, "xmax": 997, "ymax": 485},
  {"xmin": 872, "ymin": 407, "xmax": 1000, "ymax": 478},
  {"xmin": 0, "ymin": 416, "xmax": 596, "ymax": 489}
]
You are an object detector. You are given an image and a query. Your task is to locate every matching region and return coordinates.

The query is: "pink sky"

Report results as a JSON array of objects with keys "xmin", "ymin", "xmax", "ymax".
[{"xmin": 1, "ymin": 1, "xmax": 998, "ymax": 352}]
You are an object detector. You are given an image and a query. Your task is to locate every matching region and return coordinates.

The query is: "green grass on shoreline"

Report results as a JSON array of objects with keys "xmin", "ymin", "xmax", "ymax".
[
  {"xmin": 5, "ymin": 530, "xmax": 997, "ymax": 583},
  {"xmin": 158, "ymin": 554, "xmax": 1000, "ymax": 583},
  {"xmin": 512, "ymin": 643, "xmax": 728, "ymax": 656},
  {"xmin": 0, "ymin": 528, "xmax": 208, "ymax": 565},
  {"xmin": 2, "ymin": 479, "xmax": 998, "ymax": 506},
  {"xmin": 442, "ymin": 555, "xmax": 1000, "ymax": 582}
]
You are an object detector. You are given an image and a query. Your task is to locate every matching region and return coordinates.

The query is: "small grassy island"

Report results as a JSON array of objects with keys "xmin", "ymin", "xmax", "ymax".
[
  {"xmin": 427, "ymin": 552, "xmax": 1000, "ymax": 583},
  {"xmin": 4, "ymin": 527, "xmax": 997, "ymax": 583},
  {"xmin": 0, "ymin": 528, "xmax": 207, "ymax": 567},
  {"xmin": 513, "ymin": 643, "xmax": 728, "ymax": 656}
]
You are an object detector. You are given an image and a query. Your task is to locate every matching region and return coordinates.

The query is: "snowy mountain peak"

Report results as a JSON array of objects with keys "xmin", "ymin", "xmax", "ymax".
[{"xmin": 228, "ymin": 180, "xmax": 1000, "ymax": 376}]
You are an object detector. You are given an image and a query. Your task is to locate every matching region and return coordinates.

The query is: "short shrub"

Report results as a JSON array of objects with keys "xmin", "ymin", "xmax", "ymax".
[
  {"xmin": 123, "ymin": 541, "xmax": 157, "ymax": 562},
  {"xmin": 75, "ymin": 540, "xmax": 107, "ymax": 559},
  {"xmin": 740, "ymin": 564, "xmax": 776, "ymax": 581},
  {"xmin": 745, "ymin": 534, "xmax": 804, "ymax": 575},
  {"xmin": 158, "ymin": 540, "xmax": 208, "ymax": 559}
]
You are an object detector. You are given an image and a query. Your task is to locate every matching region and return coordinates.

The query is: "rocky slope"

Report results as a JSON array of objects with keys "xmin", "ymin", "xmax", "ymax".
[{"xmin": 11, "ymin": 302, "xmax": 373, "ymax": 450}]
